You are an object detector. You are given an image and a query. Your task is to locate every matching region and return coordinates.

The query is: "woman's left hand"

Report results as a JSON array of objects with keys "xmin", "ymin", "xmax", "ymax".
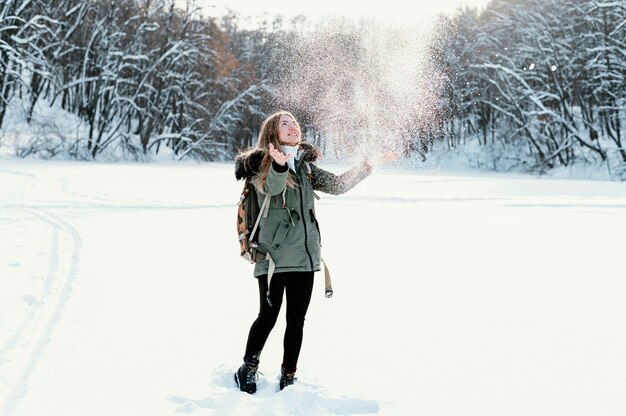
[{"xmin": 269, "ymin": 143, "xmax": 292, "ymax": 166}]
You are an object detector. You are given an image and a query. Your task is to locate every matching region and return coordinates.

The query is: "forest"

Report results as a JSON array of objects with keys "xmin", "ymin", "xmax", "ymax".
[{"xmin": 1, "ymin": 0, "xmax": 624, "ymax": 177}]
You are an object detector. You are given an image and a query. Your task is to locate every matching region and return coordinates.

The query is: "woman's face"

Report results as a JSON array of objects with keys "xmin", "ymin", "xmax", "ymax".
[{"xmin": 277, "ymin": 114, "xmax": 301, "ymax": 146}]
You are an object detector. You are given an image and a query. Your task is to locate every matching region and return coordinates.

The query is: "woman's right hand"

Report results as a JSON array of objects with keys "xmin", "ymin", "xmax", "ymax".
[{"xmin": 269, "ymin": 143, "xmax": 292, "ymax": 166}]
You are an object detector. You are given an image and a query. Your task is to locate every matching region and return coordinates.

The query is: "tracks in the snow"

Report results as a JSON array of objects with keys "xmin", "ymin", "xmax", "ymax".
[
  {"xmin": 0, "ymin": 166, "xmax": 228, "ymax": 415},
  {"xmin": 0, "ymin": 170, "xmax": 81, "ymax": 416}
]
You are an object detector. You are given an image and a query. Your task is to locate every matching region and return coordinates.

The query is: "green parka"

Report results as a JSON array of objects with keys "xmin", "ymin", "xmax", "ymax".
[{"xmin": 235, "ymin": 143, "xmax": 372, "ymax": 277}]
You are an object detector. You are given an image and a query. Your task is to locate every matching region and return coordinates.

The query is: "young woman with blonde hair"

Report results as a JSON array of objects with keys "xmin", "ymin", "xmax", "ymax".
[{"xmin": 234, "ymin": 110, "xmax": 395, "ymax": 393}]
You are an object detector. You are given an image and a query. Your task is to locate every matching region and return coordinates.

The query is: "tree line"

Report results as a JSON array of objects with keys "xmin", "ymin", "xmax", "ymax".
[
  {"xmin": 1, "ymin": 0, "xmax": 275, "ymax": 160},
  {"xmin": 1, "ymin": 0, "xmax": 624, "ymax": 177},
  {"xmin": 431, "ymin": 0, "xmax": 625, "ymax": 176}
]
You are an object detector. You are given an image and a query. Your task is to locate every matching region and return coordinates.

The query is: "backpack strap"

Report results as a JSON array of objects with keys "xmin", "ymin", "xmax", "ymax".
[
  {"xmin": 249, "ymin": 193, "xmax": 271, "ymax": 245},
  {"xmin": 265, "ymin": 255, "xmax": 276, "ymax": 306},
  {"xmin": 322, "ymin": 259, "xmax": 333, "ymax": 298},
  {"xmin": 249, "ymin": 193, "xmax": 276, "ymax": 306}
]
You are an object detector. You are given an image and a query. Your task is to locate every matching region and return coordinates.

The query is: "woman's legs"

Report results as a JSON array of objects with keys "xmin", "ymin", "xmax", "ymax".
[
  {"xmin": 243, "ymin": 274, "xmax": 285, "ymax": 365},
  {"xmin": 243, "ymin": 271, "xmax": 315, "ymax": 372},
  {"xmin": 282, "ymin": 272, "xmax": 314, "ymax": 373}
]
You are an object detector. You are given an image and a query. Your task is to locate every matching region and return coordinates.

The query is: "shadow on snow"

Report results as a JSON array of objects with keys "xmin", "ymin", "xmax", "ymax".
[{"xmin": 169, "ymin": 365, "xmax": 381, "ymax": 415}]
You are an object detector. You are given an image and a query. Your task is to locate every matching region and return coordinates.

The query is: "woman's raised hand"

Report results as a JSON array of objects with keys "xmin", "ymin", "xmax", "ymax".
[{"xmin": 268, "ymin": 143, "xmax": 292, "ymax": 166}]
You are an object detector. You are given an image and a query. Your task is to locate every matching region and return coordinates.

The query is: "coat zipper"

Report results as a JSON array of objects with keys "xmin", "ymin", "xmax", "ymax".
[{"xmin": 298, "ymin": 168, "xmax": 314, "ymax": 269}]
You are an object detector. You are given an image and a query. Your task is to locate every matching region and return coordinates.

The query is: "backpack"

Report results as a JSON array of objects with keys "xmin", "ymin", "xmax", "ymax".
[{"xmin": 236, "ymin": 177, "xmax": 270, "ymax": 264}]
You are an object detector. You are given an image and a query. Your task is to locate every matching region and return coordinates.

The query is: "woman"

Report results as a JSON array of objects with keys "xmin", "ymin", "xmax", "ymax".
[{"xmin": 234, "ymin": 110, "xmax": 394, "ymax": 393}]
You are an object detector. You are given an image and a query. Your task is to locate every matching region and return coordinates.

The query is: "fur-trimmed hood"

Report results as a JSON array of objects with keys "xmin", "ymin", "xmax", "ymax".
[{"xmin": 234, "ymin": 141, "xmax": 320, "ymax": 180}]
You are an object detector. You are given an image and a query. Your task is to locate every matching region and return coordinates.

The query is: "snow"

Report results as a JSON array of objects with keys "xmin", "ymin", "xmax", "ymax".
[{"xmin": 1, "ymin": 156, "xmax": 625, "ymax": 416}]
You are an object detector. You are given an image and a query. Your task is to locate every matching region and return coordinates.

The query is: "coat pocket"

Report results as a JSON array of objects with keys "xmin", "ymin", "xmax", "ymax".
[{"xmin": 271, "ymin": 219, "xmax": 292, "ymax": 249}]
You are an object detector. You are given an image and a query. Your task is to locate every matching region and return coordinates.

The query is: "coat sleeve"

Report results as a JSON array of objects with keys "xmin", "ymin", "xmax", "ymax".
[
  {"xmin": 257, "ymin": 161, "xmax": 289, "ymax": 196},
  {"xmin": 310, "ymin": 160, "xmax": 372, "ymax": 195}
]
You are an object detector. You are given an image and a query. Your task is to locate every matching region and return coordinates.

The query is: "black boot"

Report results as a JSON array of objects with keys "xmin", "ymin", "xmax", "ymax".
[
  {"xmin": 234, "ymin": 363, "xmax": 259, "ymax": 394},
  {"xmin": 279, "ymin": 367, "xmax": 296, "ymax": 390}
]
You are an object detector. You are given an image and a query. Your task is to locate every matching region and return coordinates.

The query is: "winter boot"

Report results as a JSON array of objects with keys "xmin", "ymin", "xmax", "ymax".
[
  {"xmin": 234, "ymin": 363, "xmax": 259, "ymax": 394},
  {"xmin": 279, "ymin": 367, "xmax": 296, "ymax": 390}
]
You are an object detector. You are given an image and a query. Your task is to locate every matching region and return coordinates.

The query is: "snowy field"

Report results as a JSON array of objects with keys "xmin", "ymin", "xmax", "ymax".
[{"xmin": 1, "ymin": 157, "xmax": 625, "ymax": 416}]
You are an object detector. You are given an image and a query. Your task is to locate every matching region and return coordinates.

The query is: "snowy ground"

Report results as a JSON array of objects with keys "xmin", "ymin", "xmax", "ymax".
[{"xmin": 1, "ymin": 157, "xmax": 625, "ymax": 416}]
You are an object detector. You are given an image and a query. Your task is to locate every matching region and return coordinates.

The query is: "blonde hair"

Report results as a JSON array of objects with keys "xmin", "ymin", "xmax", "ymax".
[{"xmin": 242, "ymin": 110, "xmax": 301, "ymax": 191}]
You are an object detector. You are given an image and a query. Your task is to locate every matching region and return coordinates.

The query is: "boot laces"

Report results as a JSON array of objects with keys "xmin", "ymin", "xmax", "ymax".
[
  {"xmin": 245, "ymin": 365, "xmax": 260, "ymax": 384},
  {"xmin": 281, "ymin": 371, "xmax": 296, "ymax": 386}
]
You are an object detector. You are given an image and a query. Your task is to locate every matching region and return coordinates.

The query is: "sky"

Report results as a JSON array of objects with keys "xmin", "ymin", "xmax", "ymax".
[{"xmin": 196, "ymin": 0, "xmax": 492, "ymax": 25}]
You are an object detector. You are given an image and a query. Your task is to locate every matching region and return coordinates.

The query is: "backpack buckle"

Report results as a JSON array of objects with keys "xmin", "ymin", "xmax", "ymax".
[{"xmin": 250, "ymin": 246, "xmax": 267, "ymax": 263}]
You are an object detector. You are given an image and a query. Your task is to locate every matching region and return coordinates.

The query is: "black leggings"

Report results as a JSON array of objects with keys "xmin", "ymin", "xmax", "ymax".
[{"xmin": 244, "ymin": 271, "xmax": 314, "ymax": 373}]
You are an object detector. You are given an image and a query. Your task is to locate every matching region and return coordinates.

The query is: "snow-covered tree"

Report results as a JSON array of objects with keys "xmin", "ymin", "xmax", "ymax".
[{"xmin": 431, "ymin": 0, "xmax": 626, "ymax": 176}]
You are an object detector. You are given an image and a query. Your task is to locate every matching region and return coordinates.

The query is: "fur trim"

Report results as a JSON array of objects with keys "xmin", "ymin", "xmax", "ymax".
[
  {"xmin": 234, "ymin": 141, "xmax": 320, "ymax": 180},
  {"xmin": 235, "ymin": 149, "xmax": 264, "ymax": 180},
  {"xmin": 299, "ymin": 141, "xmax": 320, "ymax": 163}
]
